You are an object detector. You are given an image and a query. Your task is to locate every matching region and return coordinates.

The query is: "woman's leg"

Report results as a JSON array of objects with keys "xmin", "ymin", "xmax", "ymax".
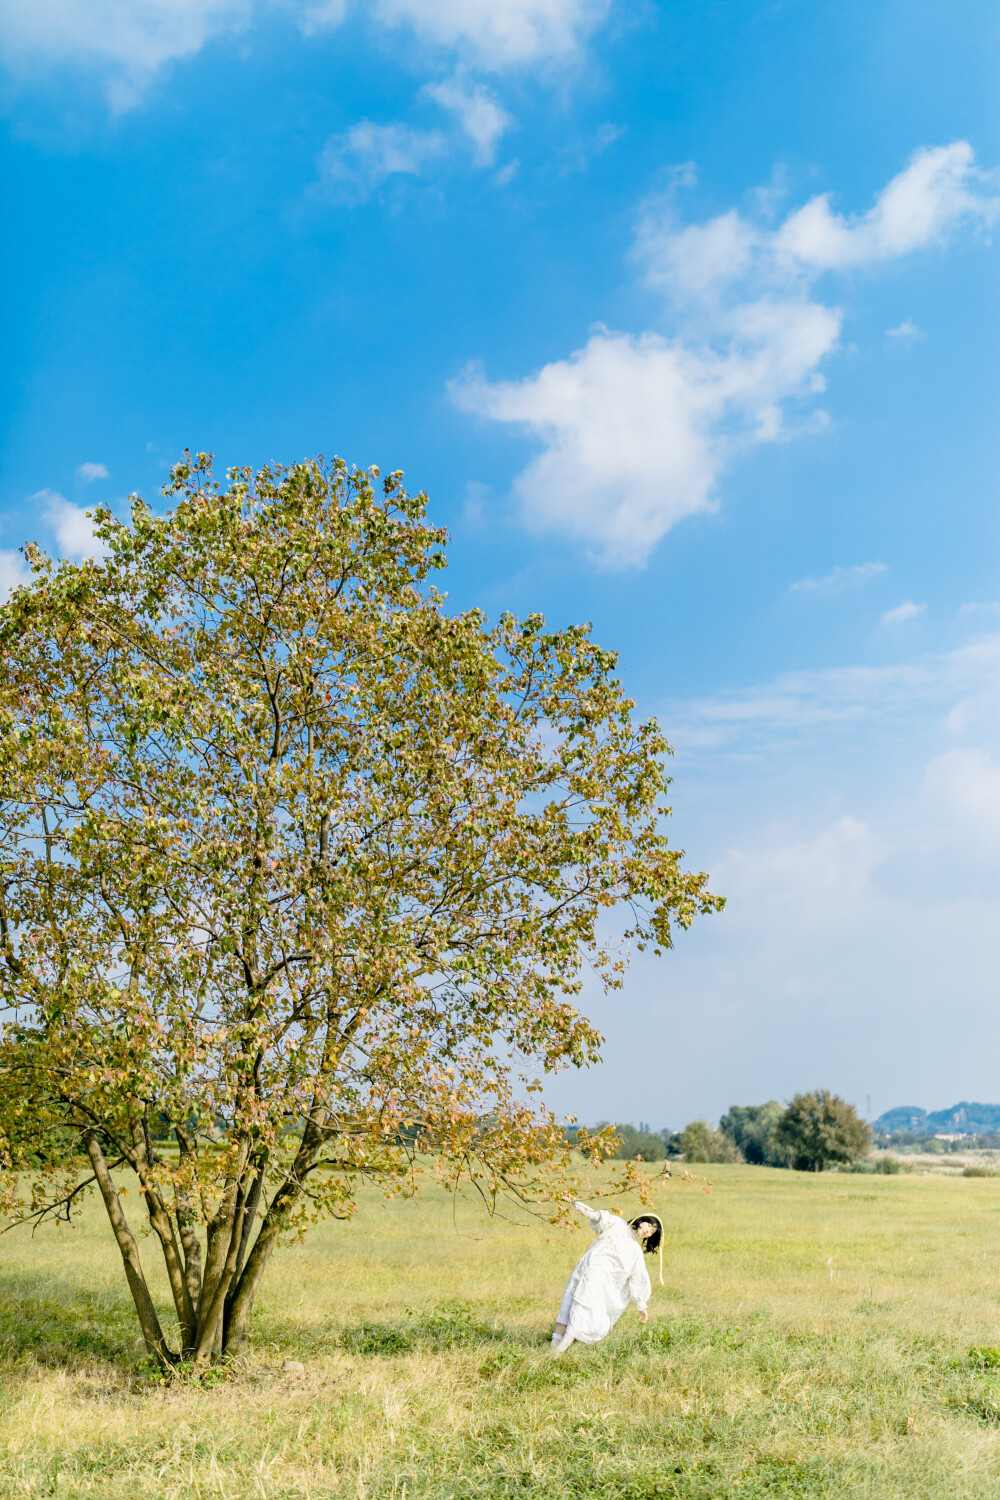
[{"xmin": 551, "ymin": 1321, "xmax": 567, "ymax": 1346}]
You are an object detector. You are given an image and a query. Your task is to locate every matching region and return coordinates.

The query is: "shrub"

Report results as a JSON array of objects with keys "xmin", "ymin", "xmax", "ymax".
[
  {"xmin": 963, "ymin": 1165, "xmax": 1000, "ymax": 1178},
  {"xmin": 875, "ymin": 1155, "xmax": 901, "ymax": 1174}
]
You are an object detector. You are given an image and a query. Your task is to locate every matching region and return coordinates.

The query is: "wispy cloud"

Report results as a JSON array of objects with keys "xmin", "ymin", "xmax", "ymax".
[
  {"xmin": 452, "ymin": 143, "xmax": 999, "ymax": 567},
  {"xmin": 422, "ymin": 75, "xmax": 512, "ymax": 167},
  {"xmin": 371, "ymin": 0, "xmax": 613, "ymax": 69},
  {"xmin": 0, "ymin": 0, "xmax": 254, "ymax": 111},
  {"xmin": 885, "ymin": 318, "xmax": 923, "ymax": 346},
  {"xmin": 316, "ymin": 120, "xmax": 449, "ymax": 200},
  {"xmin": 662, "ymin": 633, "xmax": 1000, "ymax": 761},
  {"xmin": 314, "ymin": 70, "xmax": 514, "ymax": 197},
  {"xmin": 959, "ymin": 601, "xmax": 1000, "ymax": 617},
  {"xmin": 789, "ymin": 561, "xmax": 887, "ymax": 594},
  {"xmin": 881, "ymin": 600, "xmax": 924, "ymax": 626},
  {"xmin": 0, "ymin": 0, "xmax": 613, "ymax": 109},
  {"xmin": 493, "ymin": 158, "xmax": 519, "ymax": 188},
  {"xmin": 76, "ymin": 461, "xmax": 109, "ymax": 483}
]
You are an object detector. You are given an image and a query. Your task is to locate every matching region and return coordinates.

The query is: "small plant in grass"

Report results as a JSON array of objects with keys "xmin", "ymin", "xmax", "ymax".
[{"xmin": 340, "ymin": 1322, "xmax": 416, "ymax": 1356}]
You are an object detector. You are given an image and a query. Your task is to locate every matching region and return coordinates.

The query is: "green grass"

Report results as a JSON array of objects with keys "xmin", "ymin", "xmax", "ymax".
[{"xmin": 5, "ymin": 1163, "xmax": 1000, "ymax": 1497}]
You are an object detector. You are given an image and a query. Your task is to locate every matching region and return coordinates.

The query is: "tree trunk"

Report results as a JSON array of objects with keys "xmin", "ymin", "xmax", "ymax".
[
  {"xmin": 193, "ymin": 1203, "xmax": 244, "ymax": 1362},
  {"xmin": 223, "ymin": 1113, "xmax": 330, "ymax": 1355},
  {"xmin": 223, "ymin": 1154, "xmax": 267, "ymax": 1349},
  {"xmin": 192, "ymin": 1141, "xmax": 252, "ymax": 1361},
  {"xmin": 84, "ymin": 1131, "xmax": 173, "ymax": 1364},
  {"xmin": 176, "ymin": 1201, "xmax": 203, "ymax": 1317},
  {"xmin": 130, "ymin": 1126, "xmax": 197, "ymax": 1352},
  {"xmin": 220, "ymin": 1118, "xmax": 326, "ymax": 1355},
  {"xmin": 222, "ymin": 1167, "xmax": 306, "ymax": 1354}
]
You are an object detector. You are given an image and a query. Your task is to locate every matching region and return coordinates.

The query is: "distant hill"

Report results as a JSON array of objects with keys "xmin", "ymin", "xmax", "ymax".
[{"xmin": 875, "ymin": 1101, "xmax": 1000, "ymax": 1136}]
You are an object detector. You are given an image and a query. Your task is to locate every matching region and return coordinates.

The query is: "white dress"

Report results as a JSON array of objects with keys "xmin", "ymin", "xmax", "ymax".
[{"xmin": 555, "ymin": 1200, "xmax": 651, "ymax": 1345}]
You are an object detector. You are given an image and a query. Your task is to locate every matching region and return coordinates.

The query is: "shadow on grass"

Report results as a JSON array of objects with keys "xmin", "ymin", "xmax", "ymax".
[{"xmin": 0, "ymin": 1271, "xmax": 147, "ymax": 1369}]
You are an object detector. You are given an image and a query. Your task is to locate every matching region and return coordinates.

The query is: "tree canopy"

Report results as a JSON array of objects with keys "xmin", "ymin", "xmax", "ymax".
[
  {"xmin": 679, "ymin": 1119, "xmax": 742, "ymax": 1164},
  {"xmin": 0, "ymin": 454, "xmax": 722, "ymax": 1364},
  {"xmin": 772, "ymin": 1091, "xmax": 871, "ymax": 1172},
  {"xmin": 719, "ymin": 1102, "xmax": 786, "ymax": 1166}
]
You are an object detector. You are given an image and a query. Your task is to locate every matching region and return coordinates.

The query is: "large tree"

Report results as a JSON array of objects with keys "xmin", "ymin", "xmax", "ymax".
[
  {"xmin": 719, "ymin": 1102, "xmax": 786, "ymax": 1166},
  {"xmin": 773, "ymin": 1091, "xmax": 872, "ymax": 1172},
  {"xmin": 0, "ymin": 455, "xmax": 721, "ymax": 1364}
]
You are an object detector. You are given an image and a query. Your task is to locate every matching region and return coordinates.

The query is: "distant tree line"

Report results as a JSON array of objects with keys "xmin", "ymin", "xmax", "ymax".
[
  {"xmin": 877, "ymin": 1129, "xmax": 1000, "ymax": 1153},
  {"xmin": 576, "ymin": 1090, "xmax": 872, "ymax": 1173}
]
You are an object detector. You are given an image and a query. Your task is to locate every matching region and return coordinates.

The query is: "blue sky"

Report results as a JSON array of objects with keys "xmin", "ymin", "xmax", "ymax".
[{"xmin": 2, "ymin": 0, "xmax": 999, "ymax": 1128}]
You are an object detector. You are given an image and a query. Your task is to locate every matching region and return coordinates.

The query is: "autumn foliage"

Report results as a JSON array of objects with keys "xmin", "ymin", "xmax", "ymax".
[{"xmin": 0, "ymin": 454, "xmax": 721, "ymax": 1363}]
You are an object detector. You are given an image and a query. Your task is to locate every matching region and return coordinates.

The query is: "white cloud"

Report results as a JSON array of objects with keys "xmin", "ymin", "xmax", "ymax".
[
  {"xmin": 453, "ymin": 335, "xmax": 718, "ymax": 566},
  {"xmin": 921, "ymin": 748, "xmax": 1000, "ymax": 841},
  {"xmin": 371, "ymin": 0, "xmax": 612, "ymax": 69},
  {"xmin": 314, "ymin": 74, "xmax": 512, "ymax": 193},
  {"xmin": 789, "ymin": 561, "xmax": 887, "ymax": 594},
  {"xmin": 452, "ymin": 307, "xmax": 840, "ymax": 566},
  {"xmin": 774, "ymin": 143, "xmax": 998, "ymax": 271},
  {"xmin": 0, "ymin": 549, "xmax": 31, "ymax": 602},
  {"xmin": 0, "ymin": 0, "xmax": 612, "ymax": 106},
  {"xmin": 423, "ymin": 75, "xmax": 512, "ymax": 166},
  {"xmin": 881, "ymin": 600, "xmax": 924, "ymax": 626},
  {"xmin": 885, "ymin": 318, "xmax": 923, "ymax": 346},
  {"xmin": 35, "ymin": 490, "xmax": 107, "ymax": 560},
  {"xmin": 77, "ymin": 461, "xmax": 110, "ymax": 483},
  {"xmin": 454, "ymin": 143, "xmax": 997, "ymax": 566},
  {"xmin": 294, "ymin": 0, "xmax": 348, "ymax": 35},
  {"xmin": 316, "ymin": 120, "xmax": 449, "ymax": 198},
  {"xmin": 0, "ymin": 0, "xmax": 253, "ymax": 109}
]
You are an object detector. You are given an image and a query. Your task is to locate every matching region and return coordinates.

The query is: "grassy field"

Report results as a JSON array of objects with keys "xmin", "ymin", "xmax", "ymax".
[{"xmin": 5, "ymin": 1164, "xmax": 1000, "ymax": 1498}]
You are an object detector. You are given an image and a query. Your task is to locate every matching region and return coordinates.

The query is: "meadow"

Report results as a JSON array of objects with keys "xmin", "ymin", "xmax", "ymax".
[{"xmin": 4, "ymin": 1163, "xmax": 1000, "ymax": 1498}]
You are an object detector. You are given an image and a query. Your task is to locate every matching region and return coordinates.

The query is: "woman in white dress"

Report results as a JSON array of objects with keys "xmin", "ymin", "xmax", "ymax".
[{"xmin": 551, "ymin": 1201, "xmax": 663, "ymax": 1354}]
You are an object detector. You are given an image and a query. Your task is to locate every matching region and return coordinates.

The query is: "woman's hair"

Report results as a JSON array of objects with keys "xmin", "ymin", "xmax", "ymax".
[{"xmin": 629, "ymin": 1215, "xmax": 663, "ymax": 1254}]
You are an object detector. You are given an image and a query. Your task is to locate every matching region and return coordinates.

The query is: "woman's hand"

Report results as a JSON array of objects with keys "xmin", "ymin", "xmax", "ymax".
[{"xmin": 638, "ymin": 1309, "xmax": 648, "ymax": 1324}]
